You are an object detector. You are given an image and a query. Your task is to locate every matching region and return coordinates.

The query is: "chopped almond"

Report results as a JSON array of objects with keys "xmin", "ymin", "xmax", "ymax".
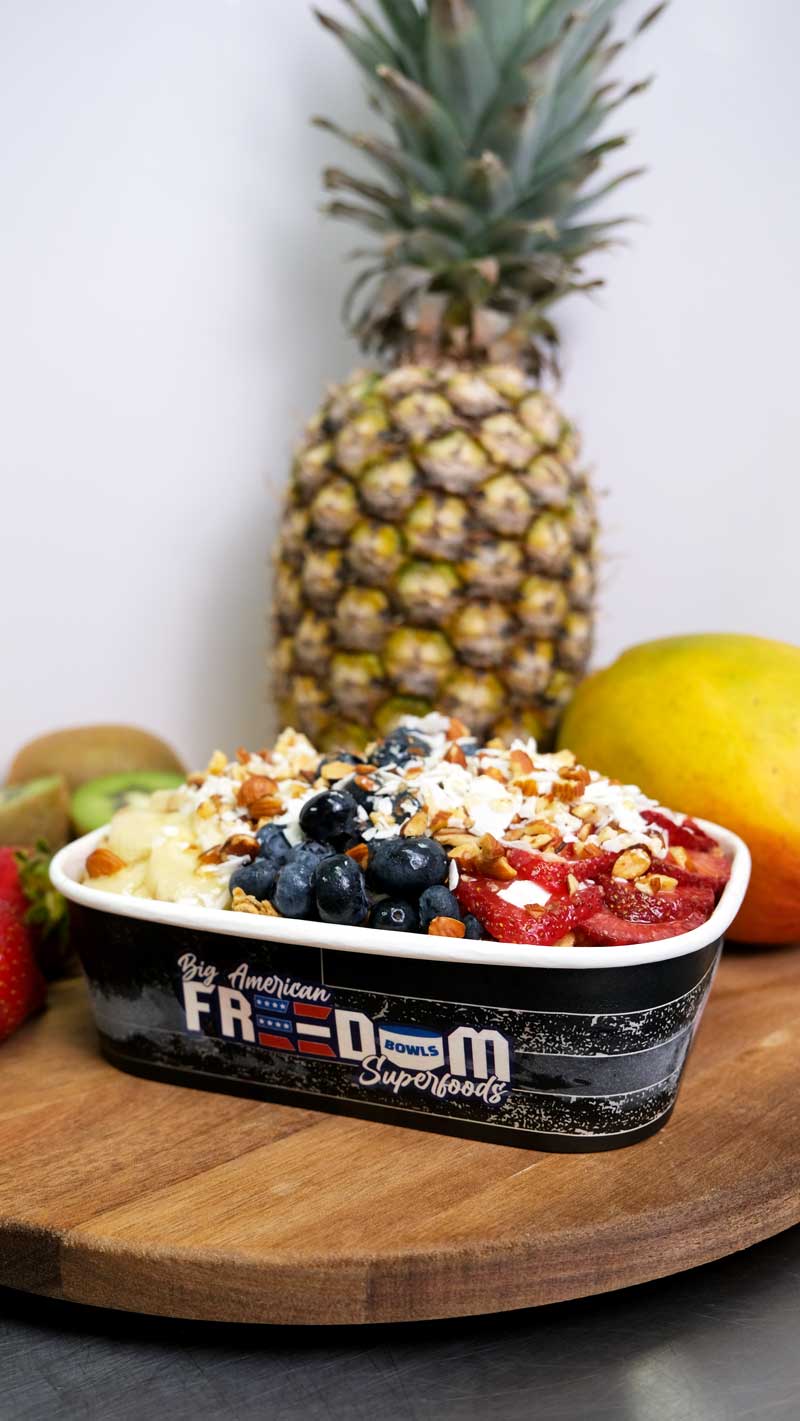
[
  {"xmin": 612, "ymin": 848, "xmax": 651, "ymax": 880},
  {"xmin": 516, "ymin": 776, "xmax": 540, "ymax": 796},
  {"xmin": 640, "ymin": 872, "xmax": 679, "ymax": 893},
  {"xmin": 580, "ymin": 840, "xmax": 606, "ymax": 857},
  {"xmin": 346, "ymin": 843, "xmax": 369, "ymax": 869},
  {"xmin": 446, "ymin": 717, "xmax": 470, "ymax": 740},
  {"xmin": 444, "ymin": 742, "xmax": 467, "ymax": 768},
  {"xmin": 440, "ymin": 832, "xmax": 478, "ymax": 850},
  {"xmin": 238, "ymin": 775, "xmax": 280, "ymax": 817},
  {"xmin": 448, "ymin": 840, "xmax": 479, "ymax": 862},
  {"xmin": 198, "ymin": 845, "xmax": 224, "ymax": 865},
  {"xmin": 320, "ymin": 759, "xmax": 357, "ymax": 781},
  {"xmin": 469, "ymin": 833, "xmax": 517, "ymax": 880},
  {"xmin": 562, "ymin": 766, "xmax": 591, "ymax": 787},
  {"xmin": 255, "ymin": 796, "xmax": 284, "ymax": 819},
  {"xmin": 428, "ymin": 916, "xmax": 466, "ymax": 938},
  {"xmin": 86, "ymin": 847, "xmax": 127, "ymax": 878},
  {"xmin": 221, "ymin": 833, "xmax": 261, "ymax": 860},
  {"xmin": 551, "ymin": 780, "xmax": 584, "ymax": 803}
]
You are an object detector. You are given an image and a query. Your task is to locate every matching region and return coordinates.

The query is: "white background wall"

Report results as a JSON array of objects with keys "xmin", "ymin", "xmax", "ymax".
[{"xmin": 1, "ymin": 0, "xmax": 798, "ymax": 771}]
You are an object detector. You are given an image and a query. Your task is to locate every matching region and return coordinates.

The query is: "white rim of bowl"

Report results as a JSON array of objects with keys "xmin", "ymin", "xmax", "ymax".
[{"xmin": 50, "ymin": 819, "xmax": 751, "ymax": 972}]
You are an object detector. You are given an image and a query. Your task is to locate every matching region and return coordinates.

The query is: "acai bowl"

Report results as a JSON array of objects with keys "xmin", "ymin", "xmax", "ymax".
[{"xmin": 51, "ymin": 715, "xmax": 750, "ymax": 1152}]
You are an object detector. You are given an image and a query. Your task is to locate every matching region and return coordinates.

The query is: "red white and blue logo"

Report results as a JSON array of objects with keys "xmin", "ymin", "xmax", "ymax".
[
  {"xmin": 254, "ymin": 994, "xmax": 336, "ymax": 1059},
  {"xmin": 178, "ymin": 955, "xmax": 512, "ymax": 1107}
]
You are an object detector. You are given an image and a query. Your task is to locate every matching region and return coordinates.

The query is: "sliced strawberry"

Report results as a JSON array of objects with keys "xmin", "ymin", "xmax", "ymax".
[
  {"xmin": 660, "ymin": 848, "xmax": 731, "ymax": 893},
  {"xmin": 504, "ymin": 848, "xmax": 571, "ymax": 894},
  {"xmin": 505, "ymin": 845, "xmax": 618, "ymax": 891},
  {"xmin": 576, "ymin": 909, "xmax": 708, "ymax": 946},
  {"xmin": 565, "ymin": 850, "xmax": 620, "ymax": 882},
  {"xmin": 604, "ymin": 878, "xmax": 715, "ymax": 924},
  {"xmin": 456, "ymin": 876, "xmax": 604, "ymax": 946},
  {"xmin": 642, "ymin": 811, "xmax": 719, "ymax": 853}
]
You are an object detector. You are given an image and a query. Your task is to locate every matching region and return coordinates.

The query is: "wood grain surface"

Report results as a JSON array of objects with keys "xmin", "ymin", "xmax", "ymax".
[{"xmin": 0, "ymin": 950, "xmax": 798, "ymax": 1326}]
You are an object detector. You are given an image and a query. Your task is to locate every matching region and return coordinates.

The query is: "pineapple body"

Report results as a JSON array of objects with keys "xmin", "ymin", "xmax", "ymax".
[{"xmin": 275, "ymin": 362, "xmax": 596, "ymax": 749}]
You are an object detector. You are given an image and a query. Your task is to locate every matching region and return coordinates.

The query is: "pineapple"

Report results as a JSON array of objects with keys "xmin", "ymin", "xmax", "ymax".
[{"xmin": 274, "ymin": 0, "xmax": 661, "ymax": 750}]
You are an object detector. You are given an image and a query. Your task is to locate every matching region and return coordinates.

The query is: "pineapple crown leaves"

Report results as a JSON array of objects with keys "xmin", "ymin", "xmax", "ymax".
[{"xmin": 313, "ymin": 0, "xmax": 666, "ymax": 371}]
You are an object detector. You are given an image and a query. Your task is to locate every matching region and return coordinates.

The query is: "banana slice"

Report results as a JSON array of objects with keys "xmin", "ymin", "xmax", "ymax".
[
  {"xmin": 84, "ymin": 861, "xmax": 148, "ymax": 897},
  {"xmin": 107, "ymin": 808, "xmax": 188, "ymax": 864},
  {"xmin": 144, "ymin": 837, "xmax": 230, "ymax": 908}
]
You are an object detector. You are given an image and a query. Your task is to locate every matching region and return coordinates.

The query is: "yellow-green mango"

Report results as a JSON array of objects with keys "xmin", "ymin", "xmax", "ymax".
[{"xmin": 558, "ymin": 634, "xmax": 800, "ymax": 943}]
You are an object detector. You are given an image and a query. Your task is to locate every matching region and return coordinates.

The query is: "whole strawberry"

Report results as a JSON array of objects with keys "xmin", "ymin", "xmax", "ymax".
[
  {"xmin": 16, "ymin": 843, "xmax": 72, "ymax": 979},
  {"xmin": 0, "ymin": 847, "xmax": 28, "ymax": 920},
  {"xmin": 0, "ymin": 903, "xmax": 46, "ymax": 1043}
]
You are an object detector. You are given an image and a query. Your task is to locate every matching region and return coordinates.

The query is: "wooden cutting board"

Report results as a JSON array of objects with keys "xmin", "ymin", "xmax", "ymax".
[{"xmin": 1, "ymin": 950, "xmax": 798, "ymax": 1326}]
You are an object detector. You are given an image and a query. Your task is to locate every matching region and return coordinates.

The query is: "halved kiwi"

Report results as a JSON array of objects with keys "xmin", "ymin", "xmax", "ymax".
[
  {"xmin": 71, "ymin": 771, "xmax": 185, "ymax": 836},
  {"xmin": 9, "ymin": 725, "xmax": 186, "ymax": 792},
  {"xmin": 0, "ymin": 775, "xmax": 71, "ymax": 849}
]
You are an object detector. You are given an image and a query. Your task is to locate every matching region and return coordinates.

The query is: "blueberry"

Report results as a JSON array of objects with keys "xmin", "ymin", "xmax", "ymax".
[
  {"xmin": 347, "ymin": 780, "xmax": 374, "ymax": 814},
  {"xmin": 369, "ymin": 899, "xmax": 420, "ymax": 933},
  {"xmin": 229, "ymin": 858, "xmax": 279, "ymax": 901},
  {"xmin": 418, "ymin": 884, "xmax": 461, "ymax": 930},
  {"xmin": 372, "ymin": 727, "xmax": 430, "ymax": 768},
  {"xmin": 273, "ymin": 857, "xmax": 318, "ymax": 919},
  {"xmin": 367, "ymin": 837, "xmax": 448, "ymax": 896},
  {"xmin": 299, "ymin": 790, "xmax": 362, "ymax": 848},
  {"xmin": 289, "ymin": 839, "xmax": 333, "ymax": 866},
  {"xmin": 463, "ymin": 913, "xmax": 484, "ymax": 940},
  {"xmin": 313, "ymin": 854, "xmax": 369, "ymax": 926},
  {"xmin": 255, "ymin": 824, "xmax": 292, "ymax": 869}
]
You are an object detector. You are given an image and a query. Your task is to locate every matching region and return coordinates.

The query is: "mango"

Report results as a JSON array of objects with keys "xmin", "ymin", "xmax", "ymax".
[{"xmin": 557, "ymin": 634, "xmax": 800, "ymax": 943}]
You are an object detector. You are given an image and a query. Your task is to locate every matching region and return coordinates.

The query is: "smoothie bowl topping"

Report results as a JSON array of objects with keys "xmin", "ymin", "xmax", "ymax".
[{"xmin": 80, "ymin": 715, "xmax": 732, "ymax": 948}]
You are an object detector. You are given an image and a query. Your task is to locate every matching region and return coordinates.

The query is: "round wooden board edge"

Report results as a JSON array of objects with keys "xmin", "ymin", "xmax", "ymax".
[
  {"xmin": 2, "ymin": 954, "xmax": 800, "ymax": 1327},
  {"xmin": 4, "ymin": 1169, "xmax": 800, "ymax": 1326}
]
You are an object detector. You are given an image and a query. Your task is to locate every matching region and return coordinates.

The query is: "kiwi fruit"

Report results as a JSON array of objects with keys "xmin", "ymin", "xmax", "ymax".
[
  {"xmin": 0, "ymin": 775, "xmax": 71, "ymax": 849},
  {"xmin": 71, "ymin": 770, "xmax": 185, "ymax": 836},
  {"xmin": 8, "ymin": 725, "xmax": 186, "ymax": 792}
]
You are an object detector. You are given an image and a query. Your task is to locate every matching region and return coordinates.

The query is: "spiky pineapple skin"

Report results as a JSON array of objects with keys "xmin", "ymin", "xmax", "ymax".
[{"xmin": 275, "ymin": 362, "xmax": 596, "ymax": 749}]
